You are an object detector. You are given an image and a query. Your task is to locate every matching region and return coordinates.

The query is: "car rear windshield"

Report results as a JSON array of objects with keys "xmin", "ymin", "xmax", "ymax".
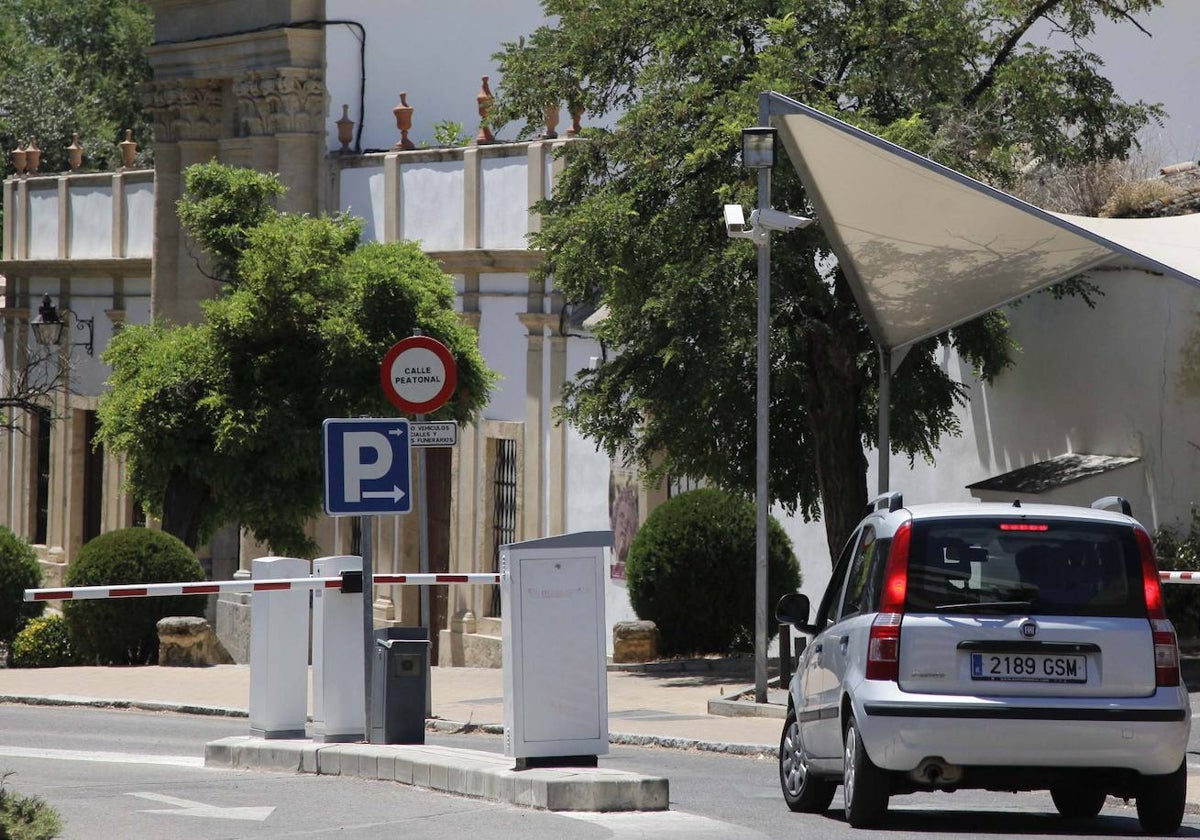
[{"xmin": 906, "ymin": 517, "xmax": 1145, "ymax": 618}]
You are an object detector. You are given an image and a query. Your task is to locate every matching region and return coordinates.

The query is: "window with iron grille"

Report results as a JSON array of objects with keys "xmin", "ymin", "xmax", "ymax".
[{"xmin": 490, "ymin": 438, "xmax": 517, "ymax": 616}]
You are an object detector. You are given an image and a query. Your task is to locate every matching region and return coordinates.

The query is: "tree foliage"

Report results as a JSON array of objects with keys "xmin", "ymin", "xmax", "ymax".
[
  {"xmin": 493, "ymin": 0, "xmax": 1163, "ymax": 558},
  {"xmin": 97, "ymin": 164, "xmax": 497, "ymax": 555},
  {"xmin": 0, "ymin": 0, "xmax": 152, "ymax": 176}
]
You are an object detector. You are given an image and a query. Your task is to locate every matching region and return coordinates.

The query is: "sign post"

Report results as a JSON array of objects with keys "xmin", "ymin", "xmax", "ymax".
[
  {"xmin": 379, "ymin": 333, "xmax": 458, "ymax": 716},
  {"xmin": 323, "ymin": 417, "xmax": 413, "ymax": 742}
]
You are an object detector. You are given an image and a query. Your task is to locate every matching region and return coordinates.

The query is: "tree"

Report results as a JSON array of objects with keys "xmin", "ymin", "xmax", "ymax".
[
  {"xmin": 492, "ymin": 0, "xmax": 1163, "ymax": 560},
  {"xmin": 97, "ymin": 163, "xmax": 497, "ymax": 555},
  {"xmin": 0, "ymin": 0, "xmax": 152, "ymax": 177}
]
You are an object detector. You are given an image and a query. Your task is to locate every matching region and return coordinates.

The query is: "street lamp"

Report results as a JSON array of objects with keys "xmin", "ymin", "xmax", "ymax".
[
  {"xmin": 734, "ymin": 123, "xmax": 811, "ymax": 704},
  {"xmin": 30, "ymin": 293, "xmax": 94, "ymax": 357}
]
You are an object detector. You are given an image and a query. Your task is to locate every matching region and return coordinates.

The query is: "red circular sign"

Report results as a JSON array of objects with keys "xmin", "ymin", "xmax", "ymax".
[{"xmin": 380, "ymin": 335, "xmax": 458, "ymax": 414}]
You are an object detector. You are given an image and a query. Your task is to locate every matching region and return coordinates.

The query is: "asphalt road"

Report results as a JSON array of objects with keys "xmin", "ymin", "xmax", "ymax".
[{"xmin": 3, "ymin": 704, "xmax": 1200, "ymax": 839}]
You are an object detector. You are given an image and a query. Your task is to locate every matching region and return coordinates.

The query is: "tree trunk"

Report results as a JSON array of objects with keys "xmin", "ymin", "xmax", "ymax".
[
  {"xmin": 160, "ymin": 470, "xmax": 211, "ymax": 551},
  {"xmin": 802, "ymin": 322, "xmax": 869, "ymax": 564}
]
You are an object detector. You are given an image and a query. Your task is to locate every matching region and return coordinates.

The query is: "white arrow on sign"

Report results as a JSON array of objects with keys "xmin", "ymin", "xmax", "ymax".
[
  {"xmin": 128, "ymin": 791, "xmax": 275, "ymax": 822},
  {"xmin": 362, "ymin": 485, "xmax": 406, "ymax": 502}
]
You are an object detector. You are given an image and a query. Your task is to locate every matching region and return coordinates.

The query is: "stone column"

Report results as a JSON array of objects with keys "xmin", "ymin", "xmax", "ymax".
[
  {"xmin": 143, "ymin": 78, "xmax": 225, "ymax": 326},
  {"xmin": 517, "ymin": 313, "xmax": 559, "ymax": 537},
  {"xmin": 234, "ymin": 68, "xmax": 325, "ymax": 216},
  {"xmin": 548, "ymin": 332, "xmax": 569, "ymax": 534}
]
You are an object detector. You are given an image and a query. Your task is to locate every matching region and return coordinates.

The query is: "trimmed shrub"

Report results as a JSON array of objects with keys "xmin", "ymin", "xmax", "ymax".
[
  {"xmin": 625, "ymin": 488, "xmax": 800, "ymax": 656},
  {"xmin": 0, "ymin": 527, "xmax": 44, "ymax": 650},
  {"xmin": 10, "ymin": 615, "xmax": 75, "ymax": 668},
  {"xmin": 1154, "ymin": 511, "xmax": 1200, "ymax": 644},
  {"xmin": 63, "ymin": 528, "xmax": 205, "ymax": 665}
]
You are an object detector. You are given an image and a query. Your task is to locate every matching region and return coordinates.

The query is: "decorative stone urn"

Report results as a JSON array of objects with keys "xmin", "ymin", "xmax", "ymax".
[
  {"xmin": 11, "ymin": 143, "xmax": 26, "ymax": 175},
  {"xmin": 543, "ymin": 102, "xmax": 560, "ymax": 139},
  {"xmin": 475, "ymin": 75, "xmax": 496, "ymax": 145},
  {"xmin": 119, "ymin": 129, "xmax": 137, "ymax": 168},
  {"xmin": 67, "ymin": 133, "xmax": 83, "ymax": 170},
  {"xmin": 336, "ymin": 104, "xmax": 354, "ymax": 152},
  {"xmin": 25, "ymin": 137, "xmax": 41, "ymax": 173},
  {"xmin": 393, "ymin": 92, "xmax": 415, "ymax": 150}
]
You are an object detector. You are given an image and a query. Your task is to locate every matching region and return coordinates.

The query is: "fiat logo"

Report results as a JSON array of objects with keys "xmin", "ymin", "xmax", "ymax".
[{"xmin": 1020, "ymin": 620, "xmax": 1038, "ymax": 638}]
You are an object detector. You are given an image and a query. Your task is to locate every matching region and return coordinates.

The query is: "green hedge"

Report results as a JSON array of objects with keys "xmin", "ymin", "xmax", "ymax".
[
  {"xmin": 63, "ymin": 528, "xmax": 206, "ymax": 665},
  {"xmin": 625, "ymin": 488, "xmax": 800, "ymax": 656},
  {"xmin": 0, "ymin": 526, "xmax": 44, "ymax": 650}
]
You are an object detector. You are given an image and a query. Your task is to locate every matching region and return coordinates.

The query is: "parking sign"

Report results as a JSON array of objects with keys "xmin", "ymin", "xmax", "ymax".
[{"xmin": 322, "ymin": 418, "xmax": 412, "ymax": 516}]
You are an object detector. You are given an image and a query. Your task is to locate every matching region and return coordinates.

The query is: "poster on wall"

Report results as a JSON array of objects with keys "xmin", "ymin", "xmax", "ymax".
[{"xmin": 608, "ymin": 468, "xmax": 640, "ymax": 580}]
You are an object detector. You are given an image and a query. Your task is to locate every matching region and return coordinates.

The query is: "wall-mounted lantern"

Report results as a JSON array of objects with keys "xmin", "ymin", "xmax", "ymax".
[{"xmin": 31, "ymin": 294, "xmax": 94, "ymax": 357}]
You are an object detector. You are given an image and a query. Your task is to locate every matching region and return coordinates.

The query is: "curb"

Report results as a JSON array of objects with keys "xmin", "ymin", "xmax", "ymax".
[{"xmin": 206, "ymin": 735, "xmax": 669, "ymax": 812}]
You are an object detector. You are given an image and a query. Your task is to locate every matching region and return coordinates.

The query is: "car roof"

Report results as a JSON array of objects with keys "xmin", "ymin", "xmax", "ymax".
[{"xmin": 898, "ymin": 502, "xmax": 1137, "ymax": 526}]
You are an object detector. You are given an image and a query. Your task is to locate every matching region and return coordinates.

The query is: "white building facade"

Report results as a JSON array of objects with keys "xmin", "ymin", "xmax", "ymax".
[{"xmin": 3, "ymin": 0, "xmax": 1200, "ymax": 662}]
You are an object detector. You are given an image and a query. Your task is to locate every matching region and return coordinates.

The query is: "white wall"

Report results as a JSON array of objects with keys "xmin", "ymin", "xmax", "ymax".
[{"xmin": 325, "ymin": 0, "xmax": 551, "ymax": 153}]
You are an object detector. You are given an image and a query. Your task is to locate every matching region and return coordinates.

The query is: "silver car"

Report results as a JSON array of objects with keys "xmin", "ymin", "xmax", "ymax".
[{"xmin": 776, "ymin": 494, "xmax": 1190, "ymax": 834}]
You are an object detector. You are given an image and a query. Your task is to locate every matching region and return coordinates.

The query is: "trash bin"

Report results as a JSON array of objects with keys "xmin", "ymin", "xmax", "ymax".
[{"xmin": 370, "ymin": 627, "xmax": 430, "ymax": 745}]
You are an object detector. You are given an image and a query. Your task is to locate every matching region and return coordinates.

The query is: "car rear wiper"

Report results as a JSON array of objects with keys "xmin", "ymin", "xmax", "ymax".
[{"xmin": 934, "ymin": 600, "xmax": 1034, "ymax": 613}]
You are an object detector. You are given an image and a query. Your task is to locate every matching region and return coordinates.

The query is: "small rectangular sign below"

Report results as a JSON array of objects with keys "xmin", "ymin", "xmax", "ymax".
[{"xmin": 409, "ymin": 421, "xmax": 458, "ymax": 448}]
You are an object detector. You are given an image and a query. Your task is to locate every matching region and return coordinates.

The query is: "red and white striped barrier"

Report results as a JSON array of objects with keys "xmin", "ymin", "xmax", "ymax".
[
  {"xmin": 1160, "ymin": 571, "xmax": 1200, "ymax": 585},
  {"xmin": 23, "ymin": 572, "xmax": 500, "ymax": 602},
  {"xmin": 25, "ymin": 568, "xmax": 1200, "ymax": 602}
]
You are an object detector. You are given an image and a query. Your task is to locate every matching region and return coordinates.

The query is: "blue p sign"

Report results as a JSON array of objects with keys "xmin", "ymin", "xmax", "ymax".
[{"xmin": 322, "ymin": 418, "xmax": 412, "ymax": 516}]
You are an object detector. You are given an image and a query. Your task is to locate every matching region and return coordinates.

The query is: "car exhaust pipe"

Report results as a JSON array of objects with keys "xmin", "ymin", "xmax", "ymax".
[{"xmin": 911, "ymin": 757, "xmax": 964, "ymax": 786}]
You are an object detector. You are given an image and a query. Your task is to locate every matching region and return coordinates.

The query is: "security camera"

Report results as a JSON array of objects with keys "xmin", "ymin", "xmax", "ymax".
[
  {"xmin": 723, "ymin": 204, "xmax": 750, "ymax": 237},
  {"xmin": 753, "ymin": 207, "xmax": 814, "ymax": 233},
  {"xmin": 723, "ymin": 203, "xmax": 813, "ymax": 243}
]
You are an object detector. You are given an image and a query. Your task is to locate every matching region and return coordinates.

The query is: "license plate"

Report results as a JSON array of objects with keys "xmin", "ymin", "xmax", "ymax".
[{"xmin": 970, "ymin": 652, "xmax": 1087, "ymax": 683}]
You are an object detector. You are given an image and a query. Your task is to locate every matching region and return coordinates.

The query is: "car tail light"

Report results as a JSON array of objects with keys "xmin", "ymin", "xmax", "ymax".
[
  {"xmin": 867, "ymin": 522, "xmax": 911, "ymax": 681},
  {"xmin": 1136, "ymin": 526, "xmax": 1180, "ymax": 687}
]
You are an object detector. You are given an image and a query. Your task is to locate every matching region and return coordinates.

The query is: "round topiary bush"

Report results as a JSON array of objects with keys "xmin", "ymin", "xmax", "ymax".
[
  {"xmin": 63, "ymin": 528, "xmax": 206, "ymax": 665},
  {"xmin": 625, "ymin": 487, "xmax": 800, "ymax": 656},
  {"xmin": 0, "ymin": 526, "xmax": 44, "ymax": 651},
  {"xmin": 10, "ymin": 614, "xmax": 75, "ymax": 668}
]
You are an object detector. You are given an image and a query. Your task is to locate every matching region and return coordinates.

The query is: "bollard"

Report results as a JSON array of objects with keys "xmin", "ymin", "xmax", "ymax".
[{"xmin": 248, "ymin": 556, "xmax": 309, "ymax": 739}]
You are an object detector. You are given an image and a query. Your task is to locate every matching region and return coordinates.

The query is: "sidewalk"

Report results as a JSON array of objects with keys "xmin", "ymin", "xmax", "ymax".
[{"xmin": 0, "ymin": 662, "xmax": 784, "ymax": 753}]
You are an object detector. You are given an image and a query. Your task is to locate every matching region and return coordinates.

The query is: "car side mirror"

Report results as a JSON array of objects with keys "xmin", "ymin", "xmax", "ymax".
[{"xmin": 775, "ymin": 592, "xmax": 814, "ymax": 632}]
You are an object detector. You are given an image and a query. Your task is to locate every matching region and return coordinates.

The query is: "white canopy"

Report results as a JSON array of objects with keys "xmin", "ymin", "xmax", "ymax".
[{"xmin": 767, "ymin": 92, "xmax": 1200, "ymax": 351}]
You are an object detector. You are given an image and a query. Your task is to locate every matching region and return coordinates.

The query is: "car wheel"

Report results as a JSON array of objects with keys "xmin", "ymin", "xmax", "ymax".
[
  {"xmin": 1136, "ymin": 759, "xmax": 1186, "ymax": 835},
  {"xmin": 779, "ymin": 707, "xmax": 836, "ymax": 813},
  {"xmin": 1050, "ymin": 784, "xmax": 1106, "ymax": 819},
  {"xmin": 842, "ymin": 715, "xmax": 889, "ymax": 828}
]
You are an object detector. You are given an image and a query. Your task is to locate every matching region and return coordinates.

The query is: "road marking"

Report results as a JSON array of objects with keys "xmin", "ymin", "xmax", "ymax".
[
  {"xmin": 566, "ymin": 810, "xmax": 769, "ymax": 838},
  {"xmin": 128, "ymin": 792, "xmax": 275, "ymax": 822},
  {"xmin": 0, "ymin": 746, "xmax": 204, "ymax": 768}
]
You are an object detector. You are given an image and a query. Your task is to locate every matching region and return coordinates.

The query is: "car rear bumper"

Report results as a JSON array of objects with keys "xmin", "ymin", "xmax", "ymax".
[{"xmin": 854, "ymin": 686, "xmax": 1190, "ymax": 775}]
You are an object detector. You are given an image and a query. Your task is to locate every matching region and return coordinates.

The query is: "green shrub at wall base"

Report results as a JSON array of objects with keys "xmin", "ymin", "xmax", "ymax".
[
  {"xmin": 1154, "ymin": 512, "xmax": 1200, "ymax": 644},
  {"xmin": 0, "ymin": 526, "xmax": 45, "ymax": 647},
  {"xmin": 625, "ymin": 488, "xmax": 801, "ymax": 657},
  {"xmin": 10, "ymin": 614, "xmax": 75, "ymax": 668},
  {"xmin": 63, "ymin": 528, "xmax": 205, "ymax": 665}
]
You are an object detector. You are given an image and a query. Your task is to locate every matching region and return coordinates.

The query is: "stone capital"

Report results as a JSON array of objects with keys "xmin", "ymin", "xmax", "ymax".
[
  {"xmin": 517, "ymin": 312, "xmax": 559, "ymax": 335},
  {"xmin": 234, "ymin": 67, "xmax": 325, "ymax": 137},
  {"xmin": 142, "ymin": 78, "xmax": 224, "ymax": 143}
]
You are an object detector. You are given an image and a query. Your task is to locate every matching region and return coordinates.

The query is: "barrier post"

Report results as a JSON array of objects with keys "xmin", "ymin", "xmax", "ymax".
[
  {"xmin": 312, "ymin": 555, "xmax": 365, "ymax": 742},
  {"xmin": 249, "ymin": 556, "xmax": 309, "ymax": 739}
]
